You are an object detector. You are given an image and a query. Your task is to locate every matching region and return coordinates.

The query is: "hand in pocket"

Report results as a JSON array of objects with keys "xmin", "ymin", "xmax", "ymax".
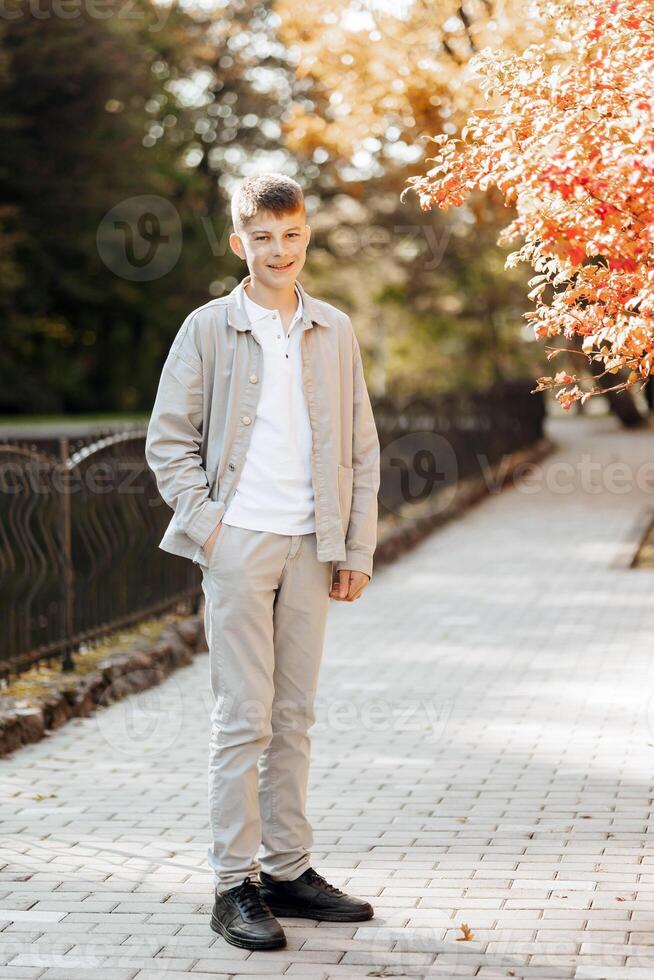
[{"xmin": 202, "ymin": 521, "xmax": 224, "ymax": 562}]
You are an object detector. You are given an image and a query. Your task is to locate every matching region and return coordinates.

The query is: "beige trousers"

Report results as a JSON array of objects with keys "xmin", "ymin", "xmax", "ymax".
[{"xmin": 199, "ymin": 522, "xmax": 333, "ymax": 893}]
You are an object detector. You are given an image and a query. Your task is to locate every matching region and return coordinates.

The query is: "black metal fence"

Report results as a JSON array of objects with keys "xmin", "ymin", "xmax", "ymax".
[
  {"xmin": 0, "ymin": 378, "xmax": 545, "ymax": 680},
  {"xmin": 0, "ymin": 430, "xmax": 200, "ymax": 681},
  {"xmin": 374, "ymin": 379, "xmax": 546, "ymax": 517}
]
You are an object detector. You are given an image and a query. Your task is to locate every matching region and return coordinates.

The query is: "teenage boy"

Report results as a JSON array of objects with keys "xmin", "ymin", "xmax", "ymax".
[{"xmin": 145, "ymin": 172, "xmax": 381, "ymax": 951}]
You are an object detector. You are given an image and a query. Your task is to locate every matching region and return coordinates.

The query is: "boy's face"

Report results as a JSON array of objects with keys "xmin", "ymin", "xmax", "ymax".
[{"xmin": 229, "ymin": 208, "xmax": 310, "ymax": 287}]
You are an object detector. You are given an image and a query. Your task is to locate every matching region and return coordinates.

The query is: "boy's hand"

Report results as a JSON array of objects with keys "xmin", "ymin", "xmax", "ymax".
[
  {"xmin": 202, "ymin": 521, "xmax": 223, "ymax": 561},
  {"xmin": 329, "ymin": 569, "xmax": 370, "ymax": 601}
]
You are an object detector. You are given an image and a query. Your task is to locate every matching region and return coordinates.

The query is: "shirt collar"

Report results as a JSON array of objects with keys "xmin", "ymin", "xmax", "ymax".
[
  {"xmin": 242, "ymin": 282, "xmax": 303, "ymax": 325},
  {"xmin": 227, "ymin": 275, "xmax": 329, "ymax": 332}
]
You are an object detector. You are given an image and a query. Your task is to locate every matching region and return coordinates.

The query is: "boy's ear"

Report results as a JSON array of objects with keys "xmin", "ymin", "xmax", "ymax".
[{"xmin": 229, "ymin": 231, "xmax": 245, "ymax": 259}]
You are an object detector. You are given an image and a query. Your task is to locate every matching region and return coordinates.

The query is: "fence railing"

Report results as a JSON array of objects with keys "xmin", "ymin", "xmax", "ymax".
[
  {"xmin": 0, "ymin": 429, "xmax": 200, "ymax": 680},
  {"xmin": 0, "ymin": 378, "xmax": 545, "ymax": 680},
  {"xmin": 374, "ymin": 379, "xmax": 546, "ymax": 517}
]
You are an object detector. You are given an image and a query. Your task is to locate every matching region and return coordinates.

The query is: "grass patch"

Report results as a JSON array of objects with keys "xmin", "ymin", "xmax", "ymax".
[{"xmin": 1, "ymin": 611, "xmax": 186, "ymax": 707}]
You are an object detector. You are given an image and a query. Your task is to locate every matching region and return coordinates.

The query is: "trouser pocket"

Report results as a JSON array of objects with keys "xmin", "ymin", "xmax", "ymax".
[{"xmin": 199, "ymin": 521, "xmax": 228, "ymax": 572}]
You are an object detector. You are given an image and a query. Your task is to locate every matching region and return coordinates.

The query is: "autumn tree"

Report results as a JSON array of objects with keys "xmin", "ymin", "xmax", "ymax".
[
  {"xmin": 402, "ymin": 0, "xmax": 654, "ymax": 413},
  {"xmin": 273, "ymin": 0, "xmax": 555, "ymax": 397},
  {"xmin": 275, "ymin": 0, "xmax": 547, "ymax": 163}
]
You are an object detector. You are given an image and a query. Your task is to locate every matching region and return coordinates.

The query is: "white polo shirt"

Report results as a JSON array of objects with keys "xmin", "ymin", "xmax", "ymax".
[{"xmin": 220, "ymin": 283, "xmax": 317, "ymax": 535}]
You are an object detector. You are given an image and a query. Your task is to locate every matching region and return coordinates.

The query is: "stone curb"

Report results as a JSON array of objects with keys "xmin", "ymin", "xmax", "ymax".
[
  {"xmin": 0, "ymin": 617, "xmax": 207, "ymax": 759},
  {"xmin": 0, "ymin": 437, "xmax": 554, "ymax": 759}
]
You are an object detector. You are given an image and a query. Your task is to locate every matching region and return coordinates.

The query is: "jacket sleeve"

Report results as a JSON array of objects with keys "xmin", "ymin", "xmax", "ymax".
[
  {"xmin": 335, "ymin": 323, "xmax": 381, "ymax": 580},
  {"xmin": 145, "ymin": 317, "xmax": 224, "ymax": 549}
]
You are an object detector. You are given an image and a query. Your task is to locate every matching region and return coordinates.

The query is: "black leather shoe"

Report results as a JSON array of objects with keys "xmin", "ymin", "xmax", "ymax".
[
  {"xmin": 210, "ymin": 876, "xmax": 287, "ymax": 949},
  {"xmin": 259, "ymin": 867, "xmax": 374, "ymax": 922}
]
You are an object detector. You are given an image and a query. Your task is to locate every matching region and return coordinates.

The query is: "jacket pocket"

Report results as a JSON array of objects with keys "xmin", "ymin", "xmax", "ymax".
[{"xmin": 337, "ymin": 463, "xmax": 354, "ymax": 536}]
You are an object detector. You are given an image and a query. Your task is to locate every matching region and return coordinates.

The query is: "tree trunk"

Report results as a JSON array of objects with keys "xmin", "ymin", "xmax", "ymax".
[{"xmin": 644, "ymin": 378, "xmax": 654, "ymax": 412}]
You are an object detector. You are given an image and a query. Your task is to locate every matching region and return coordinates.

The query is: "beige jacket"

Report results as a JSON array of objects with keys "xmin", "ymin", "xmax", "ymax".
[{"xmin": 144, "ymin": 274, "xmax": 381, "ymax": 579}]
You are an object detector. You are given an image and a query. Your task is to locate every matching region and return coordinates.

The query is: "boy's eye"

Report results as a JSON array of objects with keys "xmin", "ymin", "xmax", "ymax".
[{"xmin": 254, "ymin": 233, "xmax": 299, "ymax": 241}]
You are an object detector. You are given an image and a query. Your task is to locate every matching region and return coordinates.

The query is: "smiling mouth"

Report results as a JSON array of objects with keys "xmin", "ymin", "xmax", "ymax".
[{"xmin": 268, "ymin": 261, "xmax": 294, "ymax": 270}]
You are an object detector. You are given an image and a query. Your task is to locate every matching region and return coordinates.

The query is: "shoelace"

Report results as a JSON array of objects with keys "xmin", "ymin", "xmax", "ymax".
[
  {"xmin": 304, "ymin": 868, "xmax": 346, "ymax": 896},
  {"xmin": 230, "ymin": 876, "xmax": 273, "ymax": 919}
]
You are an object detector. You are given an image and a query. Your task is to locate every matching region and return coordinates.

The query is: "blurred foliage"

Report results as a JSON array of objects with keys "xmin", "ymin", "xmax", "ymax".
[
  {"xmin": 0, "ymin": 0, "xmax": 288, "ymax": 413},
  {"xmin": 298, "ymin": 183, "xmax": 540, "ymax": 399},
  {"xmin": 0, "ymin": 0, "xmax": 544, "ymax": 415}
]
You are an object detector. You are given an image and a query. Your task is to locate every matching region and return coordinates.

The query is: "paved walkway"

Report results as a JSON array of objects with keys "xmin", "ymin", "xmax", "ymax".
[{"xmin": 2, "ymin": 415, "xmax": 654, "ymax": 980}]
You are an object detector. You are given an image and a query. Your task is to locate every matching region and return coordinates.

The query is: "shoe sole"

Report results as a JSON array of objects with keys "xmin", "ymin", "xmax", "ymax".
[
  {"xmin": 262, "ymin": 902, "xmax": 375, "ymax": 922},
  {"xmin": 210, "ymin": 911, "xmax": 287, "ymax": 949}
]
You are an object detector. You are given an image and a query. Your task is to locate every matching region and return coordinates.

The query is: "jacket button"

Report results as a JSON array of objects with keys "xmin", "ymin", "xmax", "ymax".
[
  {"xmin": 228, "ymin": 463, "xmax": 235, "ymax": 471},
  {"xmin": 249, "ymin": 374, "xmax": 258, "ymax": 383},
  {"xmin": 242, "ymin": 415, "xmax": 251, "ymax": 425}
]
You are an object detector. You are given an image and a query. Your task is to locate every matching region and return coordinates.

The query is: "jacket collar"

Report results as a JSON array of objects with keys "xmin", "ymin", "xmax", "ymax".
[{"xmin": 227, "ymin": 274, "xmax": 329, "ymax": 332}]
